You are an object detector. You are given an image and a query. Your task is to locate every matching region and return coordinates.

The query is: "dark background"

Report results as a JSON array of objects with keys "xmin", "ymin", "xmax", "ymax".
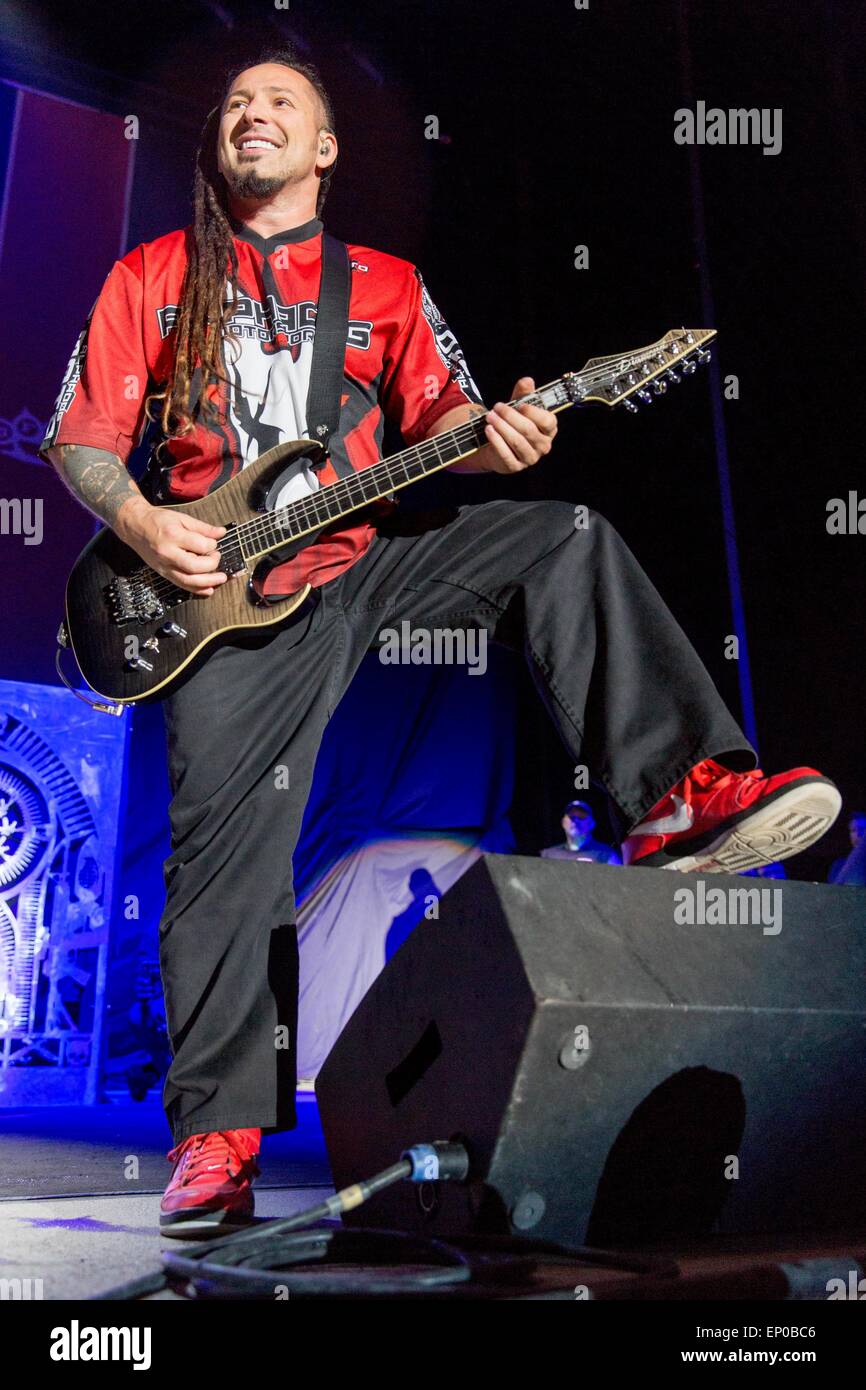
[{"xmin": 1, "ymin": 0, "xmax": 863, "ymax": 876}]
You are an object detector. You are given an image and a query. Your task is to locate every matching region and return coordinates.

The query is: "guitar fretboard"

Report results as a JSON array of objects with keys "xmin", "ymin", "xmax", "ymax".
[
  {"xmin": 127, "ymin": 327, "xmax": 712, "ymax": 589},
  {"xmin": 233, "ymin": 379, "xmax": 571, "ymax": 562}
]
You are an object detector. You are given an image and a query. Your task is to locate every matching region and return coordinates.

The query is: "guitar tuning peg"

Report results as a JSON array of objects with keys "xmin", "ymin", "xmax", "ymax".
[
  {"xmin": 637, "ymin": 388, "xmax": 653, "ymax": 404},
  {"xmin": 665, "ymin": 369, "xmax": 681, "ymax": 385},
  {"xmin": 696, "ymin": 348, "xmax": 711, "ymax": 364},
  {"xmin": 623, "ymin": 398, "xmax": 639, "ymax": 413},
  {"xmin": 652, "ymin": 378, "xmax": 667, "ymax": 395},
  {"xmin": 682, "ymin": 359, "xmax": 697, "ymax": 374}
]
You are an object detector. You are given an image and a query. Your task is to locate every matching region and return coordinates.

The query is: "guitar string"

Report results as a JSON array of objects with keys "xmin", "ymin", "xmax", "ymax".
[
  {"xmin": 126, "ymin": 339, "xmax": 707, "ymax": 609},
  {"xmin": 132, "ymin": 419, "xmax": 491, "ymax": 609},
  {"xmin": 236, "ymin": 330, "xmax": 706, "ymax": 552},
  {"xmin": 129, "ymin": 348, "xmax": 697, "ymax": 609},
  {"xmin": 130, "ymin": 346, "xmax": 701, "ymax": 609},
  {"xmin": 231, "ymin": 338, "xmax": 705, "ymax": 560},
  {"xmin": 129, "ymin": 388, "xmax": 554, "ymax": 606},
  {"xmin": 134, "ymin": 386, "xmax": 570, "ymax": 606},
  {"xmin": 131, "ymin": 412, "xmax": 491, "ymax": 606}
]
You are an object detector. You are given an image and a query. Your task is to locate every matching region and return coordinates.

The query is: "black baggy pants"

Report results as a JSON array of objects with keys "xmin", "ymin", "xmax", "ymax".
[{"xmin": 157, "ymin": 499, "xmax": 755, "ymax": 1142}]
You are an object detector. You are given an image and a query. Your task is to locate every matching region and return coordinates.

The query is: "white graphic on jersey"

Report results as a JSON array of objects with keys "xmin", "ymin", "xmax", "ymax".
[
  {"xmin": 223, "ymin": 324, "xmax": 311, "ymax": 459},
  {"xmin": 415, "ymin": 269, "xmax": 483, "ymax": 404},
  {"xmin": 213, "ymin": 281, "xmax": 320, "ymax": 513},
  {"xmin": 41, "ymin": 311, "xmax": 93, "ymax": 449},
  {"xmin": 222, "ymin": 325, "xmax": 322, "ymax": 510},
  {"xmin": 156, "ymin": 298, "xmax": 371, "ymax": 350}
]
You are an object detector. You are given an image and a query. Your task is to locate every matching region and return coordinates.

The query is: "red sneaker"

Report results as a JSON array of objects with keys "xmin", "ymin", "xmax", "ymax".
[
  {"xmin": 622, "ymin": 758, "xmax": 841, "ymax": 874},
  {"xmin": 159, "ymin": 1128, "xmax": 261, "ymax": 1239}
]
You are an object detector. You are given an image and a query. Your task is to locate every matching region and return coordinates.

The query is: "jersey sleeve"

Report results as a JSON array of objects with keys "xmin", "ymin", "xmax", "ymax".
[
  {"xmin": 380, "ymin": 265, "xmax": 485, "ymax": 445},
  {"xmin": 39, "ymin": 251, "xmax": 150, "ymax": 464}
]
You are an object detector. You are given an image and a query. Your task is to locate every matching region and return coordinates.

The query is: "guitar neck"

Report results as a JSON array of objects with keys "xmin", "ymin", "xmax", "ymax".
[
  {"xmin": 227, "ymin": 325, "xmax": 715, "ymax": 564},
  {"xmin": 239, "ymin": 376, "xmax": 576, "ymax": 562}
]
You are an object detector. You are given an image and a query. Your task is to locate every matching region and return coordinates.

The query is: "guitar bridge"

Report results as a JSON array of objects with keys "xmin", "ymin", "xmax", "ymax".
[{"xmin": 105, "ymin": 573, "xmax": 167, "ymax": 625}]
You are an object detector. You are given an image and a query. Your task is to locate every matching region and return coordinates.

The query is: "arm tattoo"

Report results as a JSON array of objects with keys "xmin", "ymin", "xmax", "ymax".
[{"xmin": 50, "ymin": 444, "xmax": 144, "ymax": 527}]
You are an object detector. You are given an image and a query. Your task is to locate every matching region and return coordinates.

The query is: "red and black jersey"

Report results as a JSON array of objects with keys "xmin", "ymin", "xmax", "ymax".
[{"xmin": 40, "ymin": 214, "xmax": 484, "ymax": 595}]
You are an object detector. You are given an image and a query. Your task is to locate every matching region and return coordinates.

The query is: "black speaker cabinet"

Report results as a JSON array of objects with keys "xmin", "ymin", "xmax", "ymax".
[{"xmin": 315, "ymin": 855, "xmax": 866, "ymax": 1247}]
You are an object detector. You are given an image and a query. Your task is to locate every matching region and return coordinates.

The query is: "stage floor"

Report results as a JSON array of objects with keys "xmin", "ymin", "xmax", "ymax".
[
  {"xmin": 2, "ymin": 1097, "xmax": 865, "ymax": 1300},
  {"xmin": 3, "ymin": 1187, "xmax": 865, "ymax": 1301},
  {"xmin": 0, "ymin": 1093, "xmax": 331, "ymax": 1199},
  {"xmin": 0, "ymin": 1186, "xmax": 338, "ymax": 1300},
  {"xmin": 0, "ymin": 1094, "xmax": 335, "ymax": 1299}
]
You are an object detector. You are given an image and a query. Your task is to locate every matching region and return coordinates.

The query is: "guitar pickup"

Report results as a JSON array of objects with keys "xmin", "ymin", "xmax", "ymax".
[{"xmin": 217, "ymin": 523, "xmax": 247, "ymax": 575}]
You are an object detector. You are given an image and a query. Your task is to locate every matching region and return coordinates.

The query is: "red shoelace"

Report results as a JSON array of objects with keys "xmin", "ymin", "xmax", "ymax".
[
  {"xmin": 676, "ymin": 758, "xmax": 766, "ymax": 801},
  {"xmin": 167, "ymin": 1130, "xmax": 260, "ymax": 1185}
]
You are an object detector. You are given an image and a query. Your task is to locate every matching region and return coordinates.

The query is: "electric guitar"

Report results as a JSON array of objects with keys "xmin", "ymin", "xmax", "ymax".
[{"xmin": 59, "ymin": 327, "xmax": 715, "ymax": 708}]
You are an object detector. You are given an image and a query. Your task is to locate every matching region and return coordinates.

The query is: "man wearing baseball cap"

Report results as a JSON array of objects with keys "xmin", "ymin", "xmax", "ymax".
[{"xmin": 541, "ymin": 801, "xmax": 622, "ymax": 865}]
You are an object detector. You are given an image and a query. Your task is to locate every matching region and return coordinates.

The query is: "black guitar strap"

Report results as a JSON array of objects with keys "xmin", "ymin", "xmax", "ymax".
[
  {"xmin": 305, "ymin": 232, "xmax": 353, "ymax": 477},
  {"xmin": 255, "ymin": 232, "xmax": 353, "ymax": 584}
]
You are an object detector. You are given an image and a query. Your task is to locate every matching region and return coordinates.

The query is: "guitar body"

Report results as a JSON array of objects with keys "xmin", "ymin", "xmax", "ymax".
[{"xmin": 64, "ymin": 439, "xmax": 326, "ymax": 704}]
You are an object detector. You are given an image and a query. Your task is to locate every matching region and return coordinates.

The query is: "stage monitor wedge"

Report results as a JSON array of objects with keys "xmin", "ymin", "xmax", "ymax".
[{"xmin": 315, "ymin": 854, "xmax": 866, "ymax": 1247}]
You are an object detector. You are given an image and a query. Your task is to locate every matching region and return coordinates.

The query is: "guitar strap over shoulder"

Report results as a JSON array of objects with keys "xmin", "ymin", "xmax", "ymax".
[
  {"xmin": 256, "ymin": 231, "xmax": 353, "ymax": 582},
  {"xmin": 305, "ymin": 232, "xmax": 353, "ymax": 477}
]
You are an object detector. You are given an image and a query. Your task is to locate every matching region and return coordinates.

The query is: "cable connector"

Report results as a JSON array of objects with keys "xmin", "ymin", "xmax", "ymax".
[
  {"xmin": 401, "ymin": 1140, "xmax": 470, "ymax": 1184},
  {"xmin": 54, "ymin": 639, "xmax": 126, "ymax": 717}
]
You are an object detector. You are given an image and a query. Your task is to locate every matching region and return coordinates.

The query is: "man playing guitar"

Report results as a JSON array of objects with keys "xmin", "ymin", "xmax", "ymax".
[{"xmin": 40, "ymin": 47, "xmax": 840, "ymax": 1238}]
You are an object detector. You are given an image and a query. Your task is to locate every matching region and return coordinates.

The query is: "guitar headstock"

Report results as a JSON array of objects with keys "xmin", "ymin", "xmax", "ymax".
[{"xmin": 561, "ymin": 328, "xmax": 716, "ymax": 411}]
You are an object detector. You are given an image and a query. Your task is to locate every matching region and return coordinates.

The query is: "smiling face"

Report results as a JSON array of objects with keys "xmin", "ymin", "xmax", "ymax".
[{"xmin": 216, "ymin": 61, "xmax": 336, "ymax": 206}]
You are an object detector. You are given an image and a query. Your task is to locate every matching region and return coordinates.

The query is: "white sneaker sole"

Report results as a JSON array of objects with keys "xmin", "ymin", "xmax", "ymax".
[
  {"xmin": 660, "ymin": 781, "xmax": 842, "ymax": 874},
  {"xmin": 159, "ymin": 1209, "xmax": 255, "ymax": 1240}
]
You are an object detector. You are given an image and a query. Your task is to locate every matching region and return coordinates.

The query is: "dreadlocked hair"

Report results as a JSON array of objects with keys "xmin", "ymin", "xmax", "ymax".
[{"xmin": 149, "ymin": 45, "xmax": 337, "ymax": 442}]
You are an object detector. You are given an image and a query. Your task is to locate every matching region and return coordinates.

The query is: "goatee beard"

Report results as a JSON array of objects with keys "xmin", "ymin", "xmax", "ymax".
[{"xmin": 226, "ymin": 169, "xmax": 287, "ymax": 200}]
